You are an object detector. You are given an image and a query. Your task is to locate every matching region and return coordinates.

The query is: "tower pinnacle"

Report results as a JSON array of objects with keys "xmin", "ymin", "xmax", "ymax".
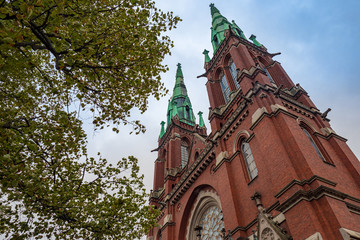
[
  {"xmin": 164, "ymin": 64, "xmax": 196, "ymax": 130},
  {"xmin": 209, "ymin": 4, "xmax": 247, "ymax": 52}
]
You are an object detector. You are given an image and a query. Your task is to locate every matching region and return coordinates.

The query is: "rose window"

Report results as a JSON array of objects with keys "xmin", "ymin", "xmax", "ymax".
[{"xmin": 199, "ymin": 206, "xmax": 224, "ymax": 239}]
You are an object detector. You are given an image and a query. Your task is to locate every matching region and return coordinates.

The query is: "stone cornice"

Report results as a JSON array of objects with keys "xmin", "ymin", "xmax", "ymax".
[
  {"xmin": 274, "ymin": 175, "xmax": 337, "ymax": 198},
  {"xmin": 150, "ymin": 187, "xmax": 165, "ymax": 200},
  {"xmin": 208, "ymin": 87, "xmax": 243, "ymax": 120},
  {"xmin": 159, "ymin": 221, "xmax": 175, "ymax": 232},
  {"xmin": 212, "ymin": 101, "xmax": 249, "ymax": 141},
  {"xmin": 157, "ymin": 120, "xmax": 207, "ymax": 151},
  {"xmin": 249, "ymin": 104, "xmax": 348, "ymax": 142},
  {"xmin": 276, "ymin": 184, "xmax": 360, "ymax": 213},
  {"xmin": 280, "ymin": 95, "xmax": 317, "ymax": 114}
]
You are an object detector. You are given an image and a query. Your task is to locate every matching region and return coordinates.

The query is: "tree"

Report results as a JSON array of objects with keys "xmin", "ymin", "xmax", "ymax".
[{"xmin": 0, "ymin": 0, "xmax": 180, "ymax": 239}]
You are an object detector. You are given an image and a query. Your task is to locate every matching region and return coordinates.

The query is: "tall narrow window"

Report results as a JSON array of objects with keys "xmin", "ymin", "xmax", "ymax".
[
  {"xmin": 241, "ymin": 141, "xmax": 258, "ymax": 180},
  {"xmin": 229, "ymin": 61, "xmax": 240, "ymax": 89},
  {"xmin": 261, "ymin": 64, "xmax": 275, "ymax": 84},
  {"xmin": 302, "ymin": 128, "xmax": 326, "ymax": 162},
  {"xmin": 181, "ymin": 141, "xmax": 189, "ymax": 168},
  {"xmin": 213, "ymin": 35, "xmax": 219, "ymax": 47},
  {"xmin": 163, "ymin": 150, "xmax": 167, "ymax": 178},
  {"xmin": 220, "ymin": 74, "xmax": 231, "ymax": 103},
  {"xmin": 185, "ymin": 106, "xmax": 191, "ymax": 121}
]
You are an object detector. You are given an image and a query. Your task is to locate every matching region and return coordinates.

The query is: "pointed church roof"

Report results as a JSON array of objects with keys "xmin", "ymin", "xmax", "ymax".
[
  {"xmin": 209, "ymin": 3, "xmax": 247, "ymax": 52},
  {"xmin": 165, "ymin": 63, "xmax": 196, "ymax": 128}
]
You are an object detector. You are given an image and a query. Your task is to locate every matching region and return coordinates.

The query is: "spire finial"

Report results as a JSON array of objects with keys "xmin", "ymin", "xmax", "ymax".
[
  {"xmin": 198, "ymin": 111, "xmax": 205, "ymax": 128},
  {"xmin": 176, "ymin": 63, "xmax": 183, "ymax": 78},
  {"xmin": 209, "ymin": 3, "xmax": 220, "ymax": 16},
  {"xmin": 160, "ymin": 121, "xmax": 166, "ymax": 138},
  {"xmin": 249, "ymin": 34, "xmax": 262, "ymax": 47},
  {"xmin": 202, "ymin": 49, "xmax": 211, "ymax": 63}
]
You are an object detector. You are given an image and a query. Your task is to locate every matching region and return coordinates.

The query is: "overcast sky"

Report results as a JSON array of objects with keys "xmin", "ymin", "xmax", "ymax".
[{"xmin": 86, "ymin": 0, "xmax": 360, "ymax": 204}]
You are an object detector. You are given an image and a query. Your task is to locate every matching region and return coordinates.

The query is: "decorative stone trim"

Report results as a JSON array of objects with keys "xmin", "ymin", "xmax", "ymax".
[
  {"xmin": 160, "ymin": 221, "xmax": 175, "ymax": 232},
  {"xmin": 273, "ymin": 213, "xmax": 286, "ymax": 224},
  {"xmin": 216, "ymin": 151, "xmax": 228, "ymax": 166},
  {"xmin": 252, "ymin": 107, "xmax": 268, "ymax": 125},
  {"xmin": 208, "ymin": 86, "xmax": 244, "ymax": 120},
  {"xmin": 238, "ymin": 65, "xmax": 259, "ymax": 80},
  {"xmin": 150, "ymin": 187, "xmax": 165, "ymax": 199},
  {"xmin": 224, "ymin": 110, "xmax": 249, "ymax": 141},
  {"xmin": 156, "ymin": 211, "xmax": 165, "ymax": 222},
  {"xmin": 339, "ymin": 228, "xmax": 360, "ymax": 240},
  {"xmin": 232, "ymin": 130, "xmax": 252, "ymax": 154},
  {"xmin": 163, "ymin": 214, "xmax": 172, "ymax": 225},
  {"xmin": 165, "ymin": 166, "xmax": 182, "ymax": 178},
  {"xmin": 271, "ymin": 104, "xmax": 288, "ymax": 113},
  {"xmin": 304, "ymin": 232, "xmax": 323, "ymax": 240},
  {"xmin": 320, "ymin": 127, "xmax": 336, "ymax": 136},
  {"xmin": 274, "ymin": 175, "xmax": 337, "ymax": 198},
  {"xmin": 282, "ymin": 101, "xmax": 314, "ymax": 118},
  {"xmin": 276, "ymin": 185, "xmax": 360, "ymax": 213},
  {"xmin": 212, "ymin": 99, "xmax": 249, "ymax": 140}
]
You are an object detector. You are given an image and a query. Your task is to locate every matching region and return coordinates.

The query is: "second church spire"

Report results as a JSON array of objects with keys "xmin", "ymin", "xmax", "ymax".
[{"xmin": 166, "ymin": 63, "xmax": 196, "ymax": 127}]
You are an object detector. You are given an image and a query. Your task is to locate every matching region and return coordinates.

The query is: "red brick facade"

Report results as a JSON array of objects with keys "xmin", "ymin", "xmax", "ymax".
[{"xmin": 148, "ymin": 12, "xmax": 360, "ymax": 240}]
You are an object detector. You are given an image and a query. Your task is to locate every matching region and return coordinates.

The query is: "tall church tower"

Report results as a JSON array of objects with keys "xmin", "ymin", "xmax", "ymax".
[{"xmin": 148, "ymin": 4, "xmax": 360, "ymax": 240}]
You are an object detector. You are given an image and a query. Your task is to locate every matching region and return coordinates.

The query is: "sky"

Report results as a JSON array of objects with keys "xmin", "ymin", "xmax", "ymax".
[{"xmin": 86, "ymin": 0, "xmax": 360, "ymax": 206}]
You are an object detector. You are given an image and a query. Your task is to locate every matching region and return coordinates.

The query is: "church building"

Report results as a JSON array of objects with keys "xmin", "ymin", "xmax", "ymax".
[{"xmin": 148, "ymin": 4, "xmax": 360, "ymax": 240}]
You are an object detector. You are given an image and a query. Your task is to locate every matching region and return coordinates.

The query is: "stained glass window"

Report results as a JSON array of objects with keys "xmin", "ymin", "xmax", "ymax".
[
  {"xmin": 241, "ymin": 141, "xmax": 258, "ymax": 180},
  {"xmin": 200, "ymin": 206, "xmax": 224, "ymax": 240}
]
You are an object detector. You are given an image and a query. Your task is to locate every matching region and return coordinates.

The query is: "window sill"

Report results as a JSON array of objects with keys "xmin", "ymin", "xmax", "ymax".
[{"xmin": 247, "ymin": 175, "xmax": 258, "ymax": 185}]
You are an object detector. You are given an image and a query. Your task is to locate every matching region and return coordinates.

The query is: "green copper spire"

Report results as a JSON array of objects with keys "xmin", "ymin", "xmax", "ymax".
[
  {"xmin": 203, "ymin": 49, "xmax": 211, "ymax": 63},
  {"xmin": 166, "ymin": 63, "xmax": 196, "ymax": 127},
  {"xmin": 249, "ymin": 34, "xmax": 262, "ymax": 47},
  {"xmin": 209, "ymin": 4, "xmax": 247, "ymax": 52},
  {"xmin": 160, "ymin": 121, "xmax": 165, "ymax": 138},
  {"xmin": 198, "ymin": 111, "xmax": 205, "ymax": 128}
]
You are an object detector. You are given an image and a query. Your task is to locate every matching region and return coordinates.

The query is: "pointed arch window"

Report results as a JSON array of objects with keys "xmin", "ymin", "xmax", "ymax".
[
  {"xmin": 260, "ymin": 63, "xmax": 275, "ymax": 84},
  {"xmin": 302, "ymin": 128, "xmax": 328, "ymax": 163},
  {"xmin": 229, "ymin": 61, "xmax": 240, "ymax": 89},
  {"xmin": 241, "ymin": 140, "xmax": 258, "ymax": 180},
  {"xmin": 181, "ymin": 140, "xmax": 189, "ymax": 168},
  {"xmin": 220, "ymin": 73, "xmax": 231, "ymax": 103}
]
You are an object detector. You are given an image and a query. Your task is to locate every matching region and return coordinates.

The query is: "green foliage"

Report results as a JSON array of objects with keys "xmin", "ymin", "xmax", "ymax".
[{"xmin": 0, "ymin": 0, "xmax": 180, "ymax": 238}]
